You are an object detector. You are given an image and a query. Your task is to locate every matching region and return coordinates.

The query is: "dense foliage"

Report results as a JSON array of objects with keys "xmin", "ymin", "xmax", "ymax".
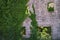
[{"xmin": 0, "ymin": 0, "xmax": 28, "ymax": 40}]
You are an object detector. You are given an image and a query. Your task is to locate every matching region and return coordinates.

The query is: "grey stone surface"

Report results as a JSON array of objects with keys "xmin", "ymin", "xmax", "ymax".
[
  {"xmin": 55, "ymin": 0, "xmax": 60, "ymax": 40},
  {"xmin": 23, "ymin": 17, "xmax": 32, "ymax": 38}
]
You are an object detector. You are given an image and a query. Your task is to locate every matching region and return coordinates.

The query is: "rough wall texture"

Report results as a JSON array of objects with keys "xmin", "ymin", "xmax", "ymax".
[{"xmin": 53, "ymin": 0, "xmax": 60, "ymax": 40}]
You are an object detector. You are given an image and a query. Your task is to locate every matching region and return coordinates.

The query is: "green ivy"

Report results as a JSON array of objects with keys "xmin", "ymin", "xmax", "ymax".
[
  {"xmin": 29, "ymin": 4, "xmax": 38, "ymax": 40},
  {"xmin": 0, "ymin": 0, "xmax": 29, "ymax": 40}
]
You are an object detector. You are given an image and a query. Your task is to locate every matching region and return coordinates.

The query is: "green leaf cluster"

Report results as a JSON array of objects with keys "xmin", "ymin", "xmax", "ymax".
[{"xmin": 47, "ymin": 2, "xmax": 54, "ymax": 12}]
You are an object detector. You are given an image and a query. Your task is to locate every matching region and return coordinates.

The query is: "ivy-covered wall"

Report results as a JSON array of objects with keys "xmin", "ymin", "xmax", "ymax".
[{"xmin": 0, "ymin": 0, "xmax": 29, "ymax": 40}]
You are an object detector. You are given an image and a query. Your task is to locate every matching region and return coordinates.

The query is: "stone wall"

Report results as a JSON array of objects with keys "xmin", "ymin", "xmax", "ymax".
[
  {"xmin": 23, "ymin": 0, "xmax": 60, "ymax": 40},
  {"xmin": 52, "ymin": 0, "xmax": 60, "ymax": 40}
]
